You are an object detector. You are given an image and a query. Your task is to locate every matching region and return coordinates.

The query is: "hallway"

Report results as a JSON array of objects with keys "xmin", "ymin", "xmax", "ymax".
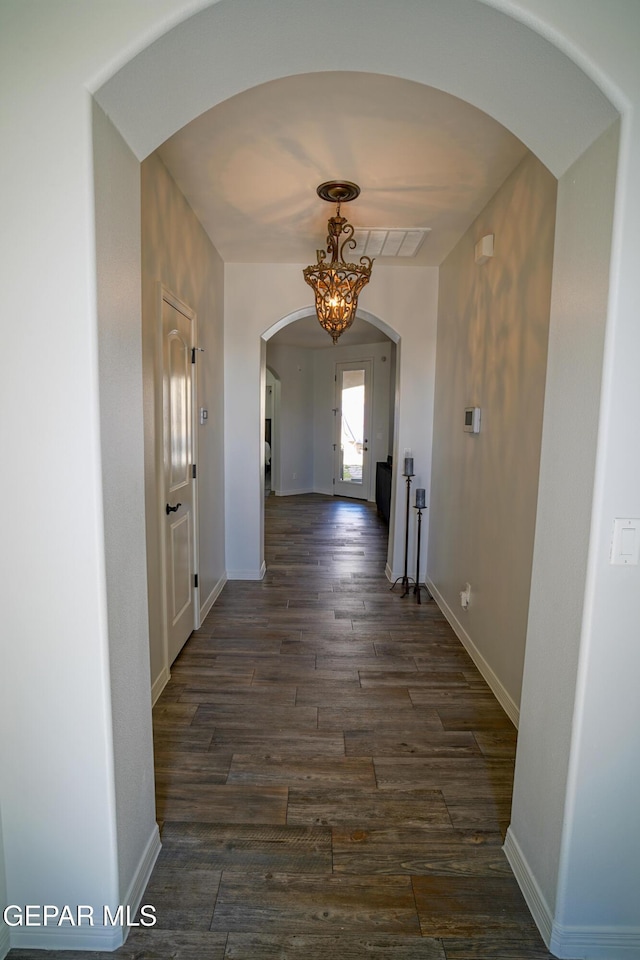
[
  {"xmin": 147, "ymin": 492, "xmax": 553, "ymax": 959},
  {"xmin": 11, "ymin": 494, "xmax": 553, "ymax": 959}
]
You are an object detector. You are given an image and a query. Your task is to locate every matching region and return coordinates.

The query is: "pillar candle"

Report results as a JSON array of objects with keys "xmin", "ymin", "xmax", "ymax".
[
  {"xmin": 415, "ymin": 488, "xmax": 426, "ymax": 509},
  {"xmin": 403, "ymin": 457, "xmax": 414, "ymax": 476}
]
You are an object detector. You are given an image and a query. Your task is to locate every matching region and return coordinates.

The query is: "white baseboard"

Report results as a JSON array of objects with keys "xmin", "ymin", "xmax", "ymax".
[
  {"xmin": 6, "ymin": 826, "xmax": 162, "ymax": 953},
  {"xmin": 7, "ymin": 916, "xmax": 125, "ymax": 952},
  {"xmin": 505, "ymin": 829, "xmax": 640, "ymax": 960},
  {"xmin": 425, "ymin": 577, "xmax": 520, "ymax": 728},
  {"xmin": 275, "ymin": 487, "xmax": 314, "ymax": 497},
  {"xmin": 119, "ymin": 823, "xmax": 162, "ymax": 945},
  {"xmin": 227, "ymin": 561, "xmax": 266, "ymax": 581},
  {"xmin": 150, "ymin": 665, "xmax": 170, "ymax": 706},
  {"xmin": 385, "ymin": 563, "xmax": 407, "ymax": 587},
  {"xmin": 200, "ymin": 572, "xmax": 227, "ymax": 622},
  {"xmin": 503, "ymin": 827, "xmax": 553, "ymax": 946},
  {"xmin": 0, "ymin": 920, "xmax": 9, "ymax": 960},
  {"xmin": 550, "ymin": 922, "xmax": 640, "ymax": 959}
]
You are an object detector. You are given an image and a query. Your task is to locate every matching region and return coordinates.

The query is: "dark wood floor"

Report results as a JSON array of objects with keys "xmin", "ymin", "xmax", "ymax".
[{"xmin": 11, "ymin": 494, "xmax": 556, "ymax": 959}]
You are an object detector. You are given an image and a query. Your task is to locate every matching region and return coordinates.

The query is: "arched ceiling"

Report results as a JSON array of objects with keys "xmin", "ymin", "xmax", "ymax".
[
  {"xmin": 96, "ymin": 0, "xmax": 617, "ymax": 272},
  {"xmin": 157, "ymin": 72, "xmax": 529, "ymax": 266},
  {"xmin": 95, "ymin": 0, "xmax": 616, "ymax": 176}
]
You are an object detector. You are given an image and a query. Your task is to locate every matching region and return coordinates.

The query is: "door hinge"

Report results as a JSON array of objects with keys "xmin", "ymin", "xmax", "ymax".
[
  {"xmin": 332, "ymin": 444, "xmax": 337, "ymax": 450},
  {"xmin": 194, "ymin": 573, "xmax": 199, "ymax": 588},
  {"xmin": 332, "ymin": 478, "xmax": 335, "ymax": 485},
  {"xmin": 192, "ymin": 463, "xmax": 197, "ymax": 479},
  {"xmin": 191, "ymin": 347, "xmax": 196, "ymax": 364}
]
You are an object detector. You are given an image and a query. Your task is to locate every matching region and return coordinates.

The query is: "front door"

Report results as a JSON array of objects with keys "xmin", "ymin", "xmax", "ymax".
[
  {"xmin": 162, "ymin": 290, "xmax": 197, "ymax": 664},
  {"xmin": 334, "ymin": 360, "xmax": 372, "ymax": 500}
]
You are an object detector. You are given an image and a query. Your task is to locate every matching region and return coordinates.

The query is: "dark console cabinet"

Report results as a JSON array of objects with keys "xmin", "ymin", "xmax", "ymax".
[{"xmin": 376, "ymin": 459, "xmax": 392, "ymax": 525}]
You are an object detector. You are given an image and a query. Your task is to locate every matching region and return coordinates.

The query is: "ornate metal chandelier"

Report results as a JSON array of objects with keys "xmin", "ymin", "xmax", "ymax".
[{"xmin": 303, "ymin": 180, "xmax": 374, "ymax": 344}]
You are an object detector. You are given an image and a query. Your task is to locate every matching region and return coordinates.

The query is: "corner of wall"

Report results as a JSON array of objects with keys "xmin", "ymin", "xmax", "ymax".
[{"xmin": 0, "ymin": 805, "xmax": 9, "ymax": 960}]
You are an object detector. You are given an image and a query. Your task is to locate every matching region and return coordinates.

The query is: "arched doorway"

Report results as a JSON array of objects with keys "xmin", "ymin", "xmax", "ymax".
[
  {"xmin": 261, "ymin": 307, "xmax": 409, "ymax": 581},
  {"xmin": 4, "ymin": 4, "xmax": 637, "ymax": 957},
  {"xmin": 91, "ymin": 5, "xmax": 631, "ymax": 953}
]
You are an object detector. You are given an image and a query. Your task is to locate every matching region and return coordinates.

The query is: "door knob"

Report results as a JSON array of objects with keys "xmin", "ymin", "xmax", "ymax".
[{"xmin": 166, "ymin": 502, "xmax": 182, "ymax": 515}]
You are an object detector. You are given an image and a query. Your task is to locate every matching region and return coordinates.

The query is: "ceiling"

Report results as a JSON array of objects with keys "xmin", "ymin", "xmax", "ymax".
[
  {"xmin": 157, "ymin": 71, "xmax": 529, "ymax": 270},
  {"xmin": 157, "ymin": 71, "xmax": 530, "ymax": 349}
]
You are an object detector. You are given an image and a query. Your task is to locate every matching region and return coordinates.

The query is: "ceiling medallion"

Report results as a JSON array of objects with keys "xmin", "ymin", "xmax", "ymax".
[{"xmin": 303, "ymin": 180, "xmax": 374, "ymax": 344}]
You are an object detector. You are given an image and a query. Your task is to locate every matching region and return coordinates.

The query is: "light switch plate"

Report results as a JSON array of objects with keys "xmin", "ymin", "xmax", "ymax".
[{"xmin": 610, "ymin": 518, "xmax": 640, "ymax": 565}]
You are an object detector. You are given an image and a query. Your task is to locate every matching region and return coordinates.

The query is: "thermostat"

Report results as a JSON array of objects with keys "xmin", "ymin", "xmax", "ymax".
[{"xmin": 464, "ymin": 406, "xmax": 481, "ymax": 434}]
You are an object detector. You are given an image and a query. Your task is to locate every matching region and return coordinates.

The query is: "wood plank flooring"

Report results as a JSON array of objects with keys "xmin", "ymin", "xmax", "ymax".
[{"xmin": 9, "ymin": 493, "xmax": 557, "ymax": 960}]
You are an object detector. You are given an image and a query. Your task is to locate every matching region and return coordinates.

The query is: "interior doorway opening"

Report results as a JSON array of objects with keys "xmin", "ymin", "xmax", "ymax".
[
  {"xmin": 261, "ymin": 308, "xmax": 401, "ymax": 574},
  {"xmin": 265, "ymin": 366, "xmax": 280, "ymax": 497},
  {"xmin": 335, "ymin": 360, "xmax": 372, "ymax": 499}
]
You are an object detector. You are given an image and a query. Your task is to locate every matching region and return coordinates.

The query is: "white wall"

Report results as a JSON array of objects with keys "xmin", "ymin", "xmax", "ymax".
[
  {"xmin": 387, "ymin": 343, "xmax": 397, "ymax": 458},
  {"xmin": 266, "ymin": 344, "xmax": 315, "ymax": 495},
  {"xmin": 0, "ymin": 808, "xmax": 8, "ymax": 960},
  {"xmin": 225, "ymin": 263, "xmax": 437, "ymax": 580},
  {"xmin": 313, "ymin": 340, "xmax": 393, "ymax": 501},
  {"xmin": 0, "ymin": 7, "xmax": 127, "ymax": 949},
  {"xmin": 428, "ymin": 152, "xmax": 557, "ymax": 720},
  {"xmin": 141, "ymin": 151, "xmax": 226, "ymax": 694},
  {"xmin": 506, "ymin": 121, "xmax": 622, "ymax": 953},
  {"xmin": 94, "ymin": 102, "xmax": 160, "ymax": 913}
]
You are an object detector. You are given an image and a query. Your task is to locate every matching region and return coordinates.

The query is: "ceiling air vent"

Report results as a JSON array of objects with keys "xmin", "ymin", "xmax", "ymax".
[{"xmin": 351, "ymin": 228, "xmax": 430, "ymax": 259}]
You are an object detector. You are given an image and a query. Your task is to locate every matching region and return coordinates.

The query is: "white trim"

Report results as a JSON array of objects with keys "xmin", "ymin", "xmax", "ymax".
[
  {"xmin": 151, "ymin": 664, "xmax": 171, "ymax": 705},
  {"xmin": 262, "ymin": 306, "xmax": 400, "ymax": 345},
  {"xmin": 119, "ymin": 823, "xmax": 162, "ymax": 944},
  {"xmin": 334, "ymin": 357, "xmax": 375, "ymax": 503},
  {"xmin": 550, "ymin": 923, "xmax": 640, "ymax": 959},
  {"xmin": 6, "ymin": 827, "xmax": 161, "ymax": 953},
  {"xmin": 503, "ymin": 826, "xmax": 553, "ymax": 946},
  {"xmin": 227, "ymin": 562, "xmax": 266, "ymax": 581},
  {"xmin": 8, "ymin": 920, "xmax": 125, "ymax": 953},
  {"xmin": 275, "ymin": 487, "xmax": 315, "ymax": 497},
  {"xmin": 385, "ymin": 563, "xmax": 411, "ymax": 583},
  {"xmin": 0, "ymin": 920, "xmax": 10, "ymax": 960},
  {"xmin": 425, "ymin": 577, "xmax": 520, "ymax": 728},
  {"xmin": 200, "ymin": 573, "xmax": 227, "ymax": 622}
]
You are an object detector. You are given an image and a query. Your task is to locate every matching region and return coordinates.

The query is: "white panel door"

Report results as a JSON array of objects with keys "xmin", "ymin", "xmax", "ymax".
[
  {"xmin": 162, "ymin": 292, "xmax": 196, "ymax": 664},
  {"xmin": 334, "ymin": 360, "xmax": 373, "ymax": 501}
]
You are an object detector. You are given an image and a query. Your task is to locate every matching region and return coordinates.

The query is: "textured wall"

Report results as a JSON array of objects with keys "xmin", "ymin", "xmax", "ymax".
[
  {"xmin": 429, "ymin": 152, "xmax": 557, "ymax": 714},
  {"xmin": 141, "ymin": 152, "xmax": 226, "ymax": 690},
  {"xmin": 509, "ymin": 121, "xmax": 620, "ymax": 938}
]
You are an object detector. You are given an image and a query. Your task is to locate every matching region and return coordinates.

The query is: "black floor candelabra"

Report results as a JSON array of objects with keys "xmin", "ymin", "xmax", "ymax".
[
  {"xmin": 391, "ymin": 457, "xmax": 416, "ymax": 596},
  {"xmin": 413, "ymin": 488, "xmax": 431, "ymax": 604}
]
